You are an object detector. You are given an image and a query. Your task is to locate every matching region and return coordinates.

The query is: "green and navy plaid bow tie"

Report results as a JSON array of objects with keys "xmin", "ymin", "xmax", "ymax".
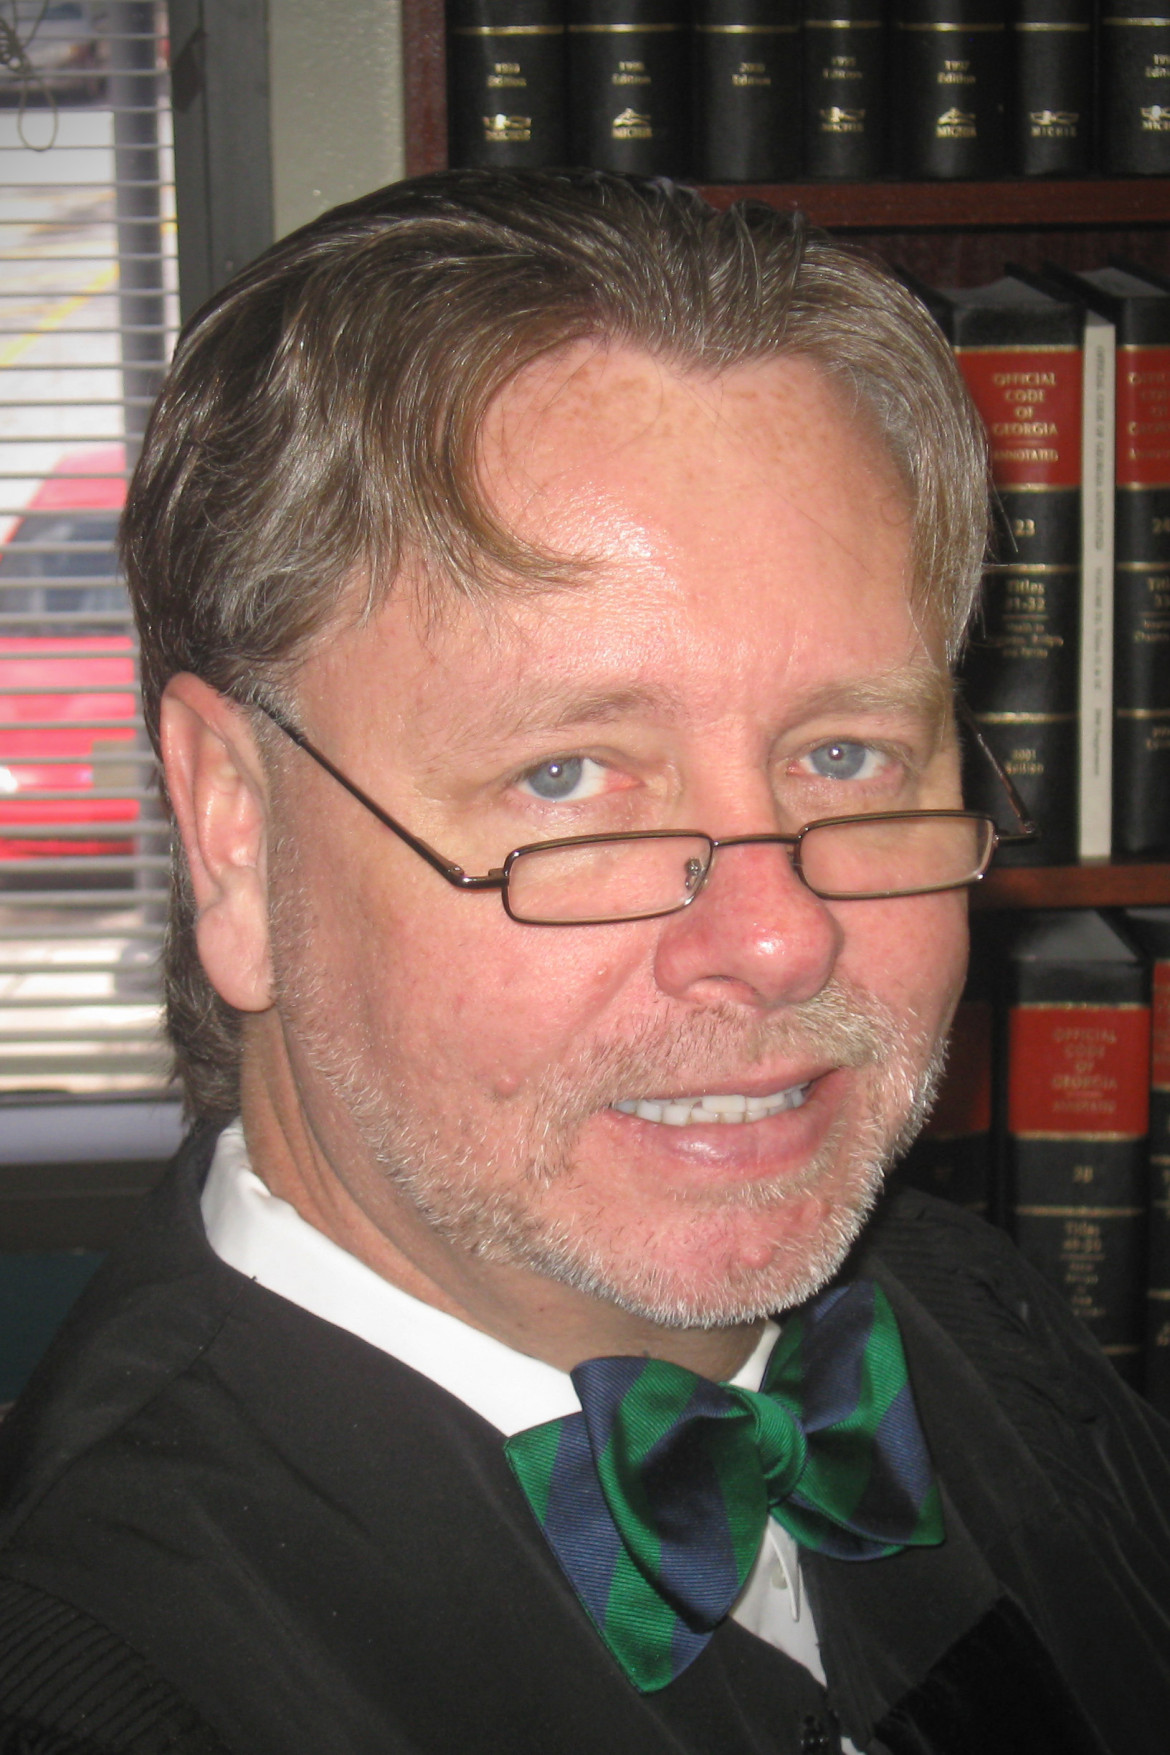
[{"xmin": 505, "ymin": 1279, "xmax": 943, "ymax": 1692}]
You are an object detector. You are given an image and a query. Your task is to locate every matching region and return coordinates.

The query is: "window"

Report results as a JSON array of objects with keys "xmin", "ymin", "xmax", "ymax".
[{"xmin": 1, "ymin": 1, "xmax": 177, "ymax": 1097}]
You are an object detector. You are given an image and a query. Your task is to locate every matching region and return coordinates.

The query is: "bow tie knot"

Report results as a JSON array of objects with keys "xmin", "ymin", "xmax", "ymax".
[
  {"xmin": 731, "ymin": 1384, "xmax": 809, "ymax": 1501},
  {"xmin": 506, "ymin": 1280, "xmax": 943, "ymax": 1692},
  {"xmin": 579, "ymin": 1359, "xmax": 811, "ymax": 1632}
]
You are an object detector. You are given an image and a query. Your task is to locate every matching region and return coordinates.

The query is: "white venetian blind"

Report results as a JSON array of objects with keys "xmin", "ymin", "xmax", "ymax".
[{"xmin": 0, "ymin": 1, "xmax": 176, "ymax": 1095}]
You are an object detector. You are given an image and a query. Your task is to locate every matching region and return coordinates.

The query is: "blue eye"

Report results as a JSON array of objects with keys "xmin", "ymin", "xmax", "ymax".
[
  {"xmin": 522, "ymin": 757, "xmax": 588, "ymax": 800},
  {"xmin": 807, "ymin": 742, "xmax": 875, "ymax": 781}
]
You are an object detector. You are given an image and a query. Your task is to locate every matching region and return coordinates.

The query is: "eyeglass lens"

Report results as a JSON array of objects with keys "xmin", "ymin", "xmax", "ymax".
[
  {"xmin": 504, "ymin": 815, "xmax": 996, "ymax": 924},
  {"xmin": 507, "ymin": 834, "xmax": 713, "ymax": 925},
  {"xmin": 798, "ymin": 813, "xmax": 997, "ymax": 899}
]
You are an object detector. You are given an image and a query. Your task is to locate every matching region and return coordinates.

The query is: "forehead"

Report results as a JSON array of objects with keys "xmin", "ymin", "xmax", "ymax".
[
  {"xmin": 478, "ymin": 340, "xmax": 908, "ymax": 568},
  {"xmin": 302, "ymin": 344, "xmax": 938, "ymax": 747}
]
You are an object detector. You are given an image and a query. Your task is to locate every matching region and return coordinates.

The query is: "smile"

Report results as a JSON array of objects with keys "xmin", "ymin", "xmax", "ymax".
[{"xmin": 610, "ymin": 1084, "xmax": 813, "ymax": 1126}]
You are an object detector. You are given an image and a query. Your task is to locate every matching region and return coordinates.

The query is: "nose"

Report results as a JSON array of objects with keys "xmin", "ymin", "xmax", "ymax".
[{"xmin": 652, "ymin": 837, "xmax": 842, "ymax": 1011}]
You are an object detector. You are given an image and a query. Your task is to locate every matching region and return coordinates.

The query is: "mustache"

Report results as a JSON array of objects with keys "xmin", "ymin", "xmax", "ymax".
[{"xmin": 537, "ymin": 976, "xmax": 899, "ymax": 1122}]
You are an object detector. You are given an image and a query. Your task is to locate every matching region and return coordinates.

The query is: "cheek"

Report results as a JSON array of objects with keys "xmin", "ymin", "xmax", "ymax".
[
  {"xmin": 835, "ymin": 894, "xmax": 969, "ymax": 1032},
  {"xmin": 352, "ymin": 886, "xmax": 653, "ymax": 1091}
]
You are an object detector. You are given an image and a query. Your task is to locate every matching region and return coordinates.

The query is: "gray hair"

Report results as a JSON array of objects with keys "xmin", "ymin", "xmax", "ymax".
[{"xmin": 122, "ymin": 168, "xmax": 989, "ymax": 1120}]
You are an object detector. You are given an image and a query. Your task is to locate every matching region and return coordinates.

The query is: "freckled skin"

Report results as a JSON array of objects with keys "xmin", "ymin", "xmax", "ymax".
[{"xmin": 173, "ymin": 343, "xmax": 969, "ymax": 1381}]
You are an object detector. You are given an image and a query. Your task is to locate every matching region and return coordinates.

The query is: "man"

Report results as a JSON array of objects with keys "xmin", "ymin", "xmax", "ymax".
[{"xmin": 0, "ymin": 171, "xmax": 1167, "ymax": 1755}]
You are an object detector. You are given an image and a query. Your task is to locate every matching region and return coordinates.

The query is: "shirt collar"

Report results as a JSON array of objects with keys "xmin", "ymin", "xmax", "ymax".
[{"xmin": 201, "ymin": 1118, "xmax": 780, "ymax": 1437}]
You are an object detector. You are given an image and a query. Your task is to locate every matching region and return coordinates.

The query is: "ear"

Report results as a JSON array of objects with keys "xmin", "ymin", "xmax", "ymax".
[{"xmin": 159, "ymin": 674, "xmax": 275, "ymax": 1013}]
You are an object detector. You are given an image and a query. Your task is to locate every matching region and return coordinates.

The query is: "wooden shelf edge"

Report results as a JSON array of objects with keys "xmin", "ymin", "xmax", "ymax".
[
  {"xmin": 401, "ymin": 154, "xmax": 1170, "ymax": 229},
  {"xmin": 697, "ymin": 179, "xmax": 1170, "ymax": 230},
  {"xmin": 972, "ymin": 862, "xmax": 1170, "ymax": 910}
]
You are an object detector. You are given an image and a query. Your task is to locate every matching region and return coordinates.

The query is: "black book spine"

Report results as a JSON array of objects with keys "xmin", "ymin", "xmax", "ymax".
[
  {"xmin": 890, "ymin": 0, "xmax": 1008, "ymax": 177},
  {"xmin": 923, "ymin": 283, "xmax": 1083, "ymax": 865},
  {"xmin": 1012, "ymin": 0, "xmax": 1093, "ymax": 175},
  {"xmin": 1123, "ymin": 908, "xmax": 1170, "ymax": 1416},
  {"xmin": 694, "ymin": 0, "xmax": 802, "ymax": 181},
  {"xmin": 1114, "ymin": 340, "xmax": 1170, "ymax": 855},
  {"xmin": 897, "ymin": 928, "xmax": 996, "ymax": 1215},
  {"xmin": 1005, "ymin": 912, "xmax": 1151, "ymax": 1386},
  {"xmin": 1039, "ymin": 266, "xmax": 1170, "ymax": 855},
  {"xmin": 568, "ymin": 0, "xmax": 690, "ymax": 174},
  {"xmin": 802, "ymin": 0, "xmax": 887, "ymax": 178},
  {"xmin": 963, "ymin": 556, "xmax": 1081, "ymax": 866},
  {"xmin": 447, "ymin": 0, "xmax": 569, "ymax": 168},
  {"xmin": 1100, "ymin": 0, "xmax": 1170, "ymax": 174},
  {"xmin": 1149, "ymin": 941, "xmax": 1170, "ymax": 1413}
]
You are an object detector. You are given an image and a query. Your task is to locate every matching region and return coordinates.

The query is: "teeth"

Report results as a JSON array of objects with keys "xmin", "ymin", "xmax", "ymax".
[{"xmin": 612, "ymin": 1084, "xmax": 812, "ymax": 1126}]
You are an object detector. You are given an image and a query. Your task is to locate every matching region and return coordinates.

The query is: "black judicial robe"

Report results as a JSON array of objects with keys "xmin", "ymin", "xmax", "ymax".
[{"xmin": 0, "ymin": 1125, "xmax": 1168, "ymax": 1755}]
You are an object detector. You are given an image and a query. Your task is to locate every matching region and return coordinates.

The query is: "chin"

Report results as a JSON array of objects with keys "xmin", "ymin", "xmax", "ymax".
[
  {"xmin": 500, "ymin": 1045, "xmax": 938, "ymax": 1332},
  {"xmin": 519, "ymin": 1153, "xmax": 888, "ymax": 1330}
]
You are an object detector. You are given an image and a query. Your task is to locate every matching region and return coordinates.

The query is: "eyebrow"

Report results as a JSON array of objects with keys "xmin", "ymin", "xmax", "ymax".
[
  {"xmin": 787, "ymin": 665, "xmax": 954, "ymax": 742},
  {"xmin": 486, "ymin": 663, "xmax": 952, "ymax": 742},
  {"xmin": 483, "ymin": 681, "xmax": 687, "ymax": 741}
]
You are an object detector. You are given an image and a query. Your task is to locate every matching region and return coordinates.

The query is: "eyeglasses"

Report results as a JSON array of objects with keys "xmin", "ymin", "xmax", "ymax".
[{"xmin": 255, "ymin": 700, "xmax": 1036, "ymax": 927}]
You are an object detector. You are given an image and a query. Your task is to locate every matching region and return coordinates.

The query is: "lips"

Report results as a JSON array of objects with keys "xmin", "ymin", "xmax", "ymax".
[{"xmin": 610, "ymin": 1083, "xmax": 813, "ymax": 1126}]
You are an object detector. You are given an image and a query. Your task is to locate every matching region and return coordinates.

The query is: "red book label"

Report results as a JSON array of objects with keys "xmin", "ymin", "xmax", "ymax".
[
  {"xmin": 1154, "ymin": 961, "xmax": 1170, "ymax": 1093},
  {"xmin": 922, "ymin": 999, "xmax": 992, "ymax": 1136},
  {"xmin": 1009, "ymin": 1005, "xmax": 1151, "ymax": 1136},
  {"xmin": 1117, "ymin": 346, "xmax": 1170, "ymax": 489},
  {"xmin": 954, "ymin": 348, "xmax": 1082, "ymax": 489}
]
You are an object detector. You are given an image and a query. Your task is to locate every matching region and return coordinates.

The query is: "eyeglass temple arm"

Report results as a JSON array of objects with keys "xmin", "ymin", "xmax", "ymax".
[
  {"xmin": 253, "ymin": 695, "xmax": 1038, "ymax": 870},
  {"xmin": 954, "ymin": 698, "xmax": 1039, "ymax": 844},
  {"xmin": 252, "ymin": 701, "xmax": 505, "ymax": 891}
]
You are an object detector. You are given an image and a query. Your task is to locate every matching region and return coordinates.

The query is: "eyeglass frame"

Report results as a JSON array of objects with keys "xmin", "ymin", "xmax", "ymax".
[{"xmin": 252, "ymin": 697, "xmax": 1037, "ymax": 925}]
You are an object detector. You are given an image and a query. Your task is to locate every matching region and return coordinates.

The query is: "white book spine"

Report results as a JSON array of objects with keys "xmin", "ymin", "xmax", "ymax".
[{"xmin": 1078, "ymin": 310, "xmax": 1116, "ymax": 861}]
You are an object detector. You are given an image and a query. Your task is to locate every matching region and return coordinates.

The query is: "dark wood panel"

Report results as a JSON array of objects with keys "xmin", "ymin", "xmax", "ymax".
[
  {"xmin": 403, "ymin": 0, "xmax": 448, "ymax": 176},
  {"xmin": 699, "ymin": 179, "xmax": 1170, "ymax": 229},
  {"xmin": 700, "ymin": 181, "xmax": 1170, "ymax": 282},
  {"xmin": 845, "ymin": 227, "xmax": 1170, "ymax": 286},
  {"xmin": 973, "ymin": 862, "xmax": 1170, "ymax": 910}
]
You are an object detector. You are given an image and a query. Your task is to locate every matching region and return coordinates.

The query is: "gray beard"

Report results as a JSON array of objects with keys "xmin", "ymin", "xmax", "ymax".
[{"xmin": 272, "ymin": 865, "xmax": 948, "ymax": 1330}]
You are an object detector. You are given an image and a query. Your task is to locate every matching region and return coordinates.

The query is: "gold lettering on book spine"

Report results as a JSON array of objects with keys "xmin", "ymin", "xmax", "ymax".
[
  {"xmin": 483, "ymin": 114, "xmax": 533, "ymax": 141},
  {"xmin": 451, "ymin": 23, "xmax": 565, "ymax": 33}
]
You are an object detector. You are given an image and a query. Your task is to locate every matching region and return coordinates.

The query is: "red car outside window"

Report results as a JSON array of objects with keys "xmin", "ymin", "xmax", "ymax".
[{"xmin": 0, "ymin": 446, "xmax": 140, "ymax": 863}]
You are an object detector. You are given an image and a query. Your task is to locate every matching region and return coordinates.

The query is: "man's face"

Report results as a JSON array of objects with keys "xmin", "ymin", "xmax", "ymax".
[{"xmin": 260, "ymin": 344, "xmax": 969, "ymax": 1337}]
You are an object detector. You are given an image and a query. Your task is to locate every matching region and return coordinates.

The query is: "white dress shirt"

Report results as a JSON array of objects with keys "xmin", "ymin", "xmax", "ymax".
[{"xmin": 202, "ymin": 1119, "xmax": 856, "ymax": 1723}]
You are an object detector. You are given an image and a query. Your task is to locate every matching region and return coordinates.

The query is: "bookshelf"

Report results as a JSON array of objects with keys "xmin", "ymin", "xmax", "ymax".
[
  {"xmin": 403, "ymin": 0, "xmax": 1170, "ymax": 280},
  {"xmin": 401, "ymin": 0, "xmax": 1170, "ymax": 913},
  {"xmin": 698, "ymin": 181, "xmax": 1170, "ymax": 231},
  {"xmin": 978, "ymin": 862, "xmax": 1170, "ymax": 910}
]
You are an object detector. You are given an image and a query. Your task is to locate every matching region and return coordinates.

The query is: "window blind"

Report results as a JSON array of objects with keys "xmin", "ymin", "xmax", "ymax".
[{"xmin": 0, "ymin": 1, "xmax": 175, "ymax": 1096}]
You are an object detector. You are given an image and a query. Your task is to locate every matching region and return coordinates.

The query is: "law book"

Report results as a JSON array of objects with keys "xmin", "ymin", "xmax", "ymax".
[
  {"xmin": 446, "ymin": 0, "xmax": 569, "ymax": 167},
  {"xmin": 1020, "ymin": 266, "xmax": 1115, "ymax": 860},
  {"xmin": 694, "ymin": 0, "xmax": 801, "ymax": 180},
  {"xmin": 801, "ymin": 0, "xmax": 887, "ymax": 180},
  {"xmin": 890, "ymin": 0, "xmax": 1008, "ymax": 178},
  {"xmin": 1004, "ymin": 910, "xmax": 1151, "ymax": 1386},
  {"xmin": 1043, "ymin": 265, "xmax": 1170, "ymax": 858},
  {"xmin": 1123, "ymin": 907, "xmax": 1170, "ymax": 1416},
  {"xmin": 568, "ymin": 0, "xmax": 690, "ymax": 174},
  {"xmin": 897, "ymin": 925, "xmax": 997, "ymax": 1217},
  {"xmin": 1099, "ymin": 0, "xmax": 1170, "ymax": 175},
  {"xmin": 1075, "ymin": 311, "xmax": 1117, "ymax": 861},
  {"xmin": 1011, "ymin": 0, "xmax": 1093, "ymax": 176},
  {"xmin": 916, "ymin": 274, "xmax": 1082, "ymax": 866}
]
